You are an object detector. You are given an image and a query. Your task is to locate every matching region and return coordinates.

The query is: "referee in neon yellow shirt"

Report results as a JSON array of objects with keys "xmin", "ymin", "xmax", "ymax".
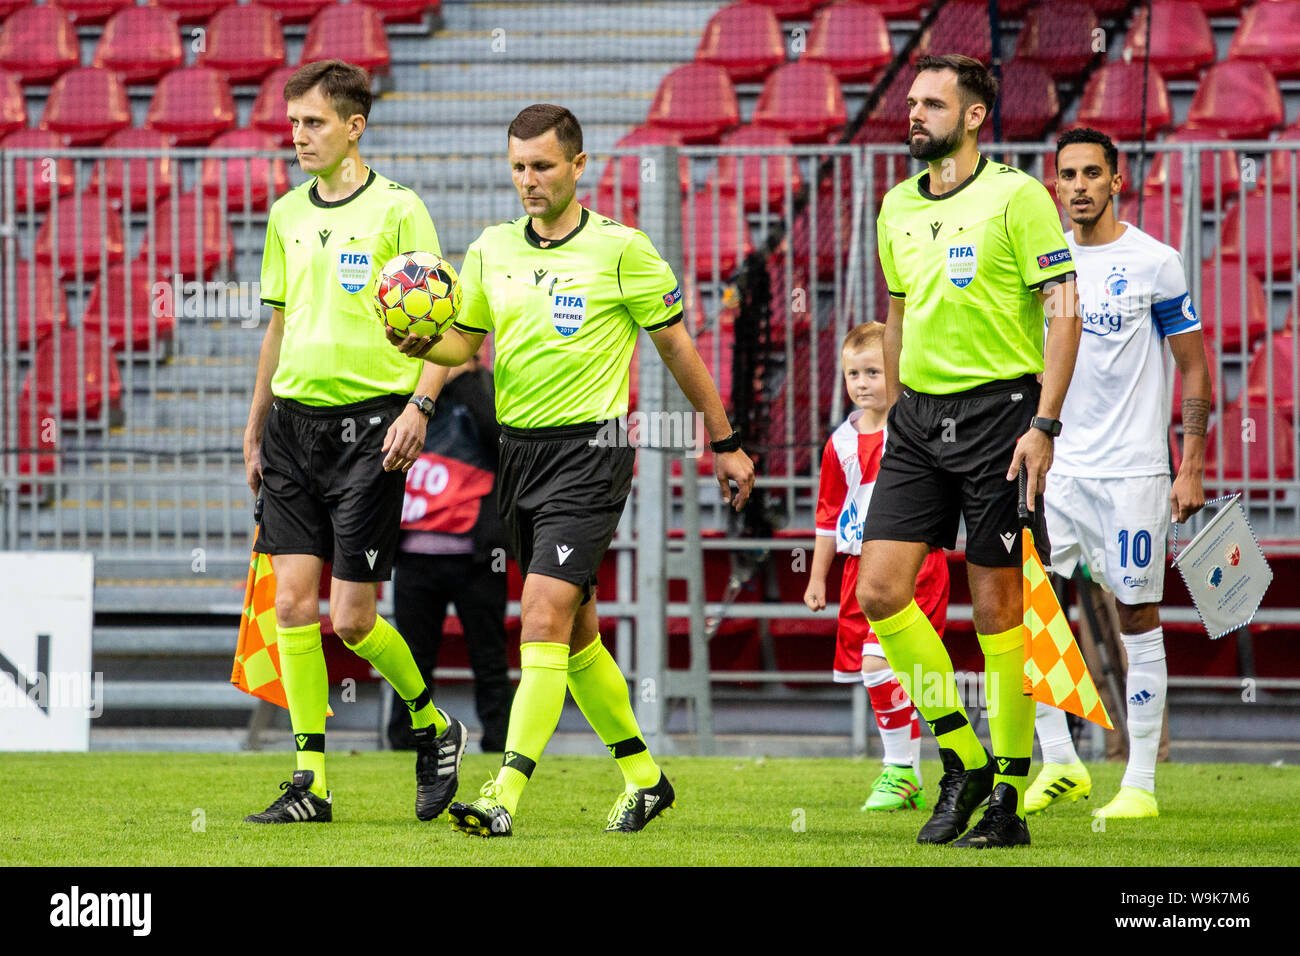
[
  {"xmin": 392, "ymin": 104, "xmax": 755, "ymax": 837},
  {"xmin": 857, "ymin": 55, "xmax": 1082, "ymax": 848},
  {"xmin": 242, "ymin": 60, "xmax": 465, "ymax": 825}
]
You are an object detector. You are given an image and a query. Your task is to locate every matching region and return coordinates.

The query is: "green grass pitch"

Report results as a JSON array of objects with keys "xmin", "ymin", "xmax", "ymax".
[{"xmin": 1, "ymin": 753, "xmax": 1296, "ymax": 866}]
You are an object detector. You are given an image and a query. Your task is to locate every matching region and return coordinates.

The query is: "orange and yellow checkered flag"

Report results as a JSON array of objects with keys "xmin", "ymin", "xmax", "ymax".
[{"xmin": 1018, "ymin": 469, "xmax": 1112, "ymax": 729}]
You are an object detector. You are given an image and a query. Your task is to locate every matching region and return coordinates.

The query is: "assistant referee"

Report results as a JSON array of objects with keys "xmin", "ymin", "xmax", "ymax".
[
  {"xmin": 392, "ymin": 104, "xmax": 755, "ymax": 838},
  {"xmin": 856, "ymin": 55, "xmax": 1082, "ymax": 848}
]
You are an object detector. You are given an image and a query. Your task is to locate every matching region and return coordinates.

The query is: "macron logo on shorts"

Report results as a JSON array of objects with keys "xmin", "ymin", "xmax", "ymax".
[
  {"xmin": 556, "ymin": 545, "xmax": 574, "ymax": 565},
  {"xmin": 1000, "ymin": 532, "xmax": 1016, "ymax": 553},
  {"xmin": 365, "ymin": 549, "xmax": 378, "ymax": 569}
]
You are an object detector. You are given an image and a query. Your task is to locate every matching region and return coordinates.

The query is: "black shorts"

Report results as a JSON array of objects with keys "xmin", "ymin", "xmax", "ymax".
[
  {"xmin": 497, "ymin": 420, "xmax": 635, "ymax": 604},
  {"xmin": 863, "ymin": 374, "xmax": 1050, "ymax": 568},
  {"xmin": 255, "ymin": 393, "xmax": 409, "ymax": 582}
]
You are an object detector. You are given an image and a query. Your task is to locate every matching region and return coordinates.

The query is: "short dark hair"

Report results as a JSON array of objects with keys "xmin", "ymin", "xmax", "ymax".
[
  {"xmin": 508, "ymin": 104, "xmax": 583, "ymax": 159},
  {"xmin": 1056, "ymin": 127, "xmax": 1120, "ymax": 176},
  {"xmin": 284, "ymin": 60, "xmax": 372, "ymax": 123},
  {"xmin": 915, "ymin": 54, "xmax": 999, "ymax": 118}
]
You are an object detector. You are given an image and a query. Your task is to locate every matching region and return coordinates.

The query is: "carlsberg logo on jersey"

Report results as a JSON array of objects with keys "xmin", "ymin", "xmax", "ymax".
[
  {"xmin": 337, "ymin": 251, "xmax": 372, "ymax": 294},
  {"xmin": 552, "ymin": 293, "xmax": 586, "ymax": 337},
  {"xmin": 947, "ymin": 244, "xmax": 977, "ymax": 288}
]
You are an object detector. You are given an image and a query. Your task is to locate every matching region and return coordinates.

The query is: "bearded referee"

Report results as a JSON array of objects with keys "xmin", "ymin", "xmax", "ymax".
[
  {"xmin": 857, "ymin": 55, "xmax": 1082, "ymax": 848},
  {"xmin": 391, "ymin": 104, "xmax": 755, "ymax": 837},
  {"xmin": 242, "ymin": 60, "xmax": 466, "ymax": 824}
]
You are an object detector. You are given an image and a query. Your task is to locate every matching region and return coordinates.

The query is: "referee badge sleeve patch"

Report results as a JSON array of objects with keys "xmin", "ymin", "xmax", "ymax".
[{"xmin": 1036, "ymin": 248, "xmax": 1072, "ymax": 269}]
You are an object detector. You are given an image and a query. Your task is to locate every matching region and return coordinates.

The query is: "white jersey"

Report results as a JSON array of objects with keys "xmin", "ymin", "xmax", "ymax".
[{"xmin": 1054, "ymin": 223, "xmax": 1201, "ymax": 478}]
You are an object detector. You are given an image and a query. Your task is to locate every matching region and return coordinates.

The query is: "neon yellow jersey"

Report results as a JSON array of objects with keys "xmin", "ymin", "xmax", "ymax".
[
  {"xmin": 260, "ymin": 168, "xmax": 440, "ymax": 406},
  {"xmin": 877, "ymin": 156, "xmax": 1075, "ymax": 394},
  {"xmin": 453, "ymin": 207, "xmax": 683, "ymax": 428}
]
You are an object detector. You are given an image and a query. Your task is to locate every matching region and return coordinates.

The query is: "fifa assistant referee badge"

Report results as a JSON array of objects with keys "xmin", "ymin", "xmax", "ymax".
[
  {"xmin": 710, "ymin": 429, "xmax": 743, "ymax": 453},
  {"xmin": 1030, "ymin": 416, "xmax": 1062, "ymax": 438},
  {"xmin": 409, "ymin": 394, "xmax": 435, "ymax": 418}
]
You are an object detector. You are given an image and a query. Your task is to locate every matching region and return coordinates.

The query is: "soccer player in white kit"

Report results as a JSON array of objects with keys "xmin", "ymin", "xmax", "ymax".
[{"xmin": 1025, "ymin": 128, "xmax": 1212, "ymax": 819}]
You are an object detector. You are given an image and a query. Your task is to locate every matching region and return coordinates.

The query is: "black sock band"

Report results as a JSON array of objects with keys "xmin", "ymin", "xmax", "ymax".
[
  {"xmin": 502, "ymin": 751, "xmax": 537, "ymax": 779},
  {"xmin": 927, "ymin": 711, "xmax": 969, "ymax": 737},
  {"xmin": 994, "ymin": 755, "xmax": 1032, "ymax": 777},
  {"xmin": 294, "ymin": 733, "xmax": 325, "ymax": 753},
  {"xmin": 404, "ymin": 687, "xmax": 432, "ymax": 714},
  {"xmin": 607, "ymin": 737, "xmax": 648, "ymax": 759}
]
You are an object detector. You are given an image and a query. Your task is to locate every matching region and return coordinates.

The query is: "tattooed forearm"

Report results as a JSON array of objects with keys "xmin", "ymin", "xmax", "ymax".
[{"xmin": 1182, "ymin": 398, "xmax": 1210, "ymax": 438}]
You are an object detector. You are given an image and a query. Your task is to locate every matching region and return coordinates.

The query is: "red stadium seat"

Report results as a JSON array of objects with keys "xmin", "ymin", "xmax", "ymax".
[
  {"xmin": 83, "ymin": 262, "xmax": 177, "ymax": 353},
  {"xmin": 695, "ymin": 3, "xmax": 785, "ymax": 83},
  {"xmin": 1204, "ymin": 402, "xmax": 1296, "ymax": 484},
  {"xmin": 357, "ymin": 0, "xmax": 438, "ymax": 24},
  {"xmin": 1143, "ymin": 130, "xmax": 1242, "ymax": 207},
  {"xmin": 684, "ymin": 192, "xmax": 753, "ymax": 280},
  {"xmin": 791, "ymin": 172, "xmax": 854, "ymax": 280},
  {"xmin": 743, "ymin": 0, "xmax": 821, "ymax": 19},
  {"xmin": 139, "ymin": 192, "xmax": 235, "ymax": 277},
  {"xmin": 9, "ymin": 260, "xmax": 69, "ymax": 352},
  {"xmin": 1184, "ymin": 61, "xmax": 1284, "ymax": 140},
  {"xmin": 148, "ymin": 1, "xmax": 239, "ymax": 25},
  {"xmin": 39, "ymin": 67, "xmax": 132, "ymax": 145},
  {"xmin": 1013, "ymin": 1, "xmax": 1099, "ymax": 80},
  {"xmin": 21, "ymin": 327, "xmax": 123, "ymax": 421},
  {"xmin": 752, "ymin": 61, "xmax": 846, "ymax": 143},
  {"xmin": 867, "ymin": 0, "xmax": 931, "ymax": 15},
  {"xmin": 0, "ymin": 1, "xmax": 27, "ymax": 17},
  {"xmin": 1219, "ymin": 190, "xmax": 1300, "ymax": 279},
  {"xmin": 1169, "ymin": 337, "xmax": 1217, "ymax": 426},
  {"xmin": 251, "ymin": 65, "xmax": 297, "ymax": 146},
  {"xmin": 52, "ymin": 0, "xmax": 134, "ymax": 25},
  {"xmin": 88, "ymin": 127, "xmax": 176, "ymax": 212},
  {"xmin": 301, "ymin": 5, "xmax": 392, "ymax": 76},
  {"xmin": 1118, "ymin": 195, "xmax": 1185, "ymax": 250},
  {"xmin": 1245, "ymin": 333, "xmax": 1299, "ymax": 421},
  {"xmin": 1122, "ymin": 1, "xmax": 1215, "ymax": 80},
  {"xmin": 196, "ymin": 5, "xmax": 286, "ymax": 85},
  {"xmin": 707, "ymin": 125, "xmax": 804, "ymax": 213},
  {"xmin": 1263, "ymin": 124, "xmax": 1300, "ymax": 196},
  {"xmin": 913, "ymin": 1, "xmax": 992, "ymax": 64},
  {"xmin": 1077, "ymin": 62, "xmax": 1172, "ymax": 141},
  {"xmin": 802, "ymin": 1, "xmax": 892, "ymax": 83},
  {"xmin": 146, "ymin": 66, "xmax": 237, "ymax": 145},
  {"xmin": 9, "ymin": 394, "xmax": 60, "ymax": 492},
  {"xmin": 201, "ymin": 128, "xmax": 290, "ymax": 212},
  {"xmin": 93, "ymin": 7, "xmax": 184, "ymax": 85},
  {"xmin": 647, "ymin": 63, "xmax": 740, "ymax": 143},
  {"xmin": 996, "ymin": 60, "xmax": 1058, "ymax": 141},
  {"xmin": 596, "ymin": 126, "xmax": 687, "ymax": 208},
  {"xmin": 1228, "ymin": 0, "xmax": 1300, "ymax": 79},
  {"xmin": 34, "ymin": 196, "xmax": 126, "ymax": 276},
  {"xmin": 0, "ymin": 129, "xmax": 75, "ymax": 211},
  {"xmin": 1197, "ymin": 261, "xmax": 1269, "ymax": 352},
  {"xmin": 0, "ymin": 6, "xmax": 80, "ymax": 86},
  {"xmin": 1186, "ymin": 0, "xmax": 1246, "ymax": 12},
  {"xmin": 253, "ymin": 0, "xmax": 334, "ymax": 25}
]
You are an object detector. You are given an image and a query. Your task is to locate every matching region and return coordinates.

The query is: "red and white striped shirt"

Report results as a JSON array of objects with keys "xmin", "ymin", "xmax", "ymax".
[{"xmin": 815, "ymin": 409, "xmax": 886, "ymax": 556}]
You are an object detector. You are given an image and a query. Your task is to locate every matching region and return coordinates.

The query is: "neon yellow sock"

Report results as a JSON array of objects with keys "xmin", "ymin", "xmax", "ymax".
[
  {"xmin": 278, "ymin": 622, "xmax": 328, "ymax": 798},
  {"xmin": 350, "ymin": 616, "xmax": 445, "ymax": 734},
  {"xmin": 869, "ymin": 600, "xmax": 987, "ymax": 772},
  {"xmin": 980, "ymin": 626, "xmax": 1035, "ymax": 817},
  {"xmin": 567, "ymin": 637, "xmax": 660, "ymax": 789},
  {"xmin": 494, "ymin": 641, "xmax": 569, "ymax": 815}
]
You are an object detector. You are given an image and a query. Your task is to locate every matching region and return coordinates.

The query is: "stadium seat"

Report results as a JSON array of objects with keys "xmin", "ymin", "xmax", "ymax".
[
  {"xmin": 742, "ymin": 0, "xmax": 821, "ymax": 19},
  {"xmin": 1168, "ymin": 337, "xmax": 1217, "ymax": 425},
  {"xmin": 1118, "ymin": 195, "xmax": 1185, "ymax": 250},
  {"xmin": 1076, "ymin": 62, "xmax": 1172, "ymax": 141},
  {"xmin": 1218, "ymin": 190, "xmax": 1300, "ymax": 279},
  {"xmin": 21, "ymin": 327, "xmax": 123, "ymax": 421},
  {"xmin": 1121, "ymin": 1, "xmax": 1215, "ymax": 80},
  {"xmin": 684, "ymin": 192, "xmax": 753, "ymax": 280},
  {"xmin": 10, "ymin": 260, "xmax": 68, "ymax": 352},
  {"xmin": 1013, "ymin": 1, "xmax": 1099, "ymax": 80},
  {"xmin": 1265, "ymin": 124, "xmax": 1300, "ymax": 193},
  {"xmin": 647, "ymin": 63, "xmax": 740, "ymax": 143},
  {"xmin": 83, "ymin": 261, "xmax": 177, "ymax": 353},
  {"xmin": 92, "ymin": 6, "xmax": 184, "ymax": 85},
  {"xmin": 145, "ymin": 67, "xmax": 237, "ymax": 145},
  {"xmin": 695, "ymin": 3, "xmax": 785, "ymax": 83},
  {"xmin": 195, "ymin": 5, "xmax": 286, "ymax": 85},
  {"xmin": 802, "ymin": 2, "xmax": 892, "ymax": 83},
  {"xmin": 1245, "ymin": 333, "xmax": 1298, "ymax": 422},
  {"xmin": 1204, "ymin": 402, "xmax": 1296, "ymax": 485},
  {"xmin": 790, "ymin": 172, "xmax": 854, "ymax": 280},
  {"xmin": 751, "ymin": 62, "xmax": 846, "ymax": 143},
  {"xmin": 1183, "ymin": 61, "xmax": 1284, "ymax": 140},
  {"xmin": 707, "ymin": 125, "xmax": 804, "ymax": 213},
  {"xmin": 913, "ymin": 1, "xmax": 992, "ymax": 64},
  {"xmin": 0, "ymin": 129, "xmax": 75, "ymax": 211},
  {"xmin": 1228, "ymin": 0, "xmax": 1300, "ymax": 79},
  {"xmin": 39, "ymin": 67, "xmax": 132, "ymax": 145},
  {"xmin": 1197, "ymin": 260, "xmax": 1269, "ymax": 352},
  {"xmin": 596, "ymin": 126, "xmax": 687, "ymax": 208},
  {"xmin": 1143, "ymin": 130, "xmax": 1241, "ymax": 207},
  {"xmin": 1187, "ymin": 0, "xmax": 1247, "ymax": 12},
  {"xmin": 52, "ymin": 0, "xmax": 134, "ymax": 25},
  {"xmin": 253, "ymin": 0, "xmax": 335, "ymax": 25},
  {"xmin": 301, "ymin": 5, "xmax": 392, "ymax": 76},
  {"xmin": 139, "ymin": 192, "xmax": 235, "ymax": 277},
  {"xmin": 34, "ymin": 195, "xmax": 126, "ymax": 276},
  {"xmin": 995, "ymin": 60, "xmax": 1057, "ymax": 141},
  {"xmin": 250, "ymin": 66, "xmax": 297, "ymax": 146},
  {"xmin": 0, "ymin": 6, "xmax": 80, "ymax": 86},
  {"xmin": 201, "ymin": 129, "xmax": 290, "ymax": 212},
  {"xmin": 358, "ymin": 0, "xmax": 438, "ymax": 24},
  {"xmin": 88, "ymin": 127, "xmax": 176, "ymax": 212},
  {"xmin": 148, "ymin": 1, "xmax": 238, "ymax": 25},
  {"xmin": 0, "ymin": 71, "xmax": 24, "ymax": 139},
  {"xmin": 0, "ymin": 1, "xmax": 26, "ymax": 17},
  {"xmin": 9, "ymin": 394, "xmax": 60, "ymax": 491},
  {"xmin": 866, "ymin": 0, "xmax": 929, "ymax": 15}
]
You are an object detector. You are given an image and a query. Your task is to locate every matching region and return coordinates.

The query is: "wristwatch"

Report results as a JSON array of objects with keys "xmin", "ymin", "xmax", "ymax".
[
  {"xmin": 408, "ymin": 395, "xmax": 435, "ymax": 418},
  {"xmin": 1030, "ymin": 416, "xmax": 1062, "ymax": 438},
  {"xmin": 710, "ymin": 429, "xmax": 743, "ymax": 454}
]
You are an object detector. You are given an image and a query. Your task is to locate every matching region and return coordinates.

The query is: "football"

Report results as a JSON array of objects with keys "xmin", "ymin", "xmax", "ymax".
[{"xmin": 374, "ymin": 251, "xmax": 462, "ymax": 338}]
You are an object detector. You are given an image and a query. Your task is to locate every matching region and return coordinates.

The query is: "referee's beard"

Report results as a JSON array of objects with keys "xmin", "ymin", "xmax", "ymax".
[{"xmin": 908, "ymin": 123, "xmax": 964, "ymax": 162}]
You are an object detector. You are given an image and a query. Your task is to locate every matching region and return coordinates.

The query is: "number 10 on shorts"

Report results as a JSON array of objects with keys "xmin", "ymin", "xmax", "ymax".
[{"xmin": 1117, "ymin": 529, "xmax": 1152, "ymax": 568}]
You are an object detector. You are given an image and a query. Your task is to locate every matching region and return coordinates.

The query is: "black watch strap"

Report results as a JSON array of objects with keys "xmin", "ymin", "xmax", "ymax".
[
  {"xmin": 710, "ymin": 429, "xmax": 743, "ymax": 454},
  {"xmin": 1030, "ymin": 416, "xmax": 1062, "ymax": 437},
  {"xmin": 409, "ymin": 395, "xmax": 434, "ymax": 417}
]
